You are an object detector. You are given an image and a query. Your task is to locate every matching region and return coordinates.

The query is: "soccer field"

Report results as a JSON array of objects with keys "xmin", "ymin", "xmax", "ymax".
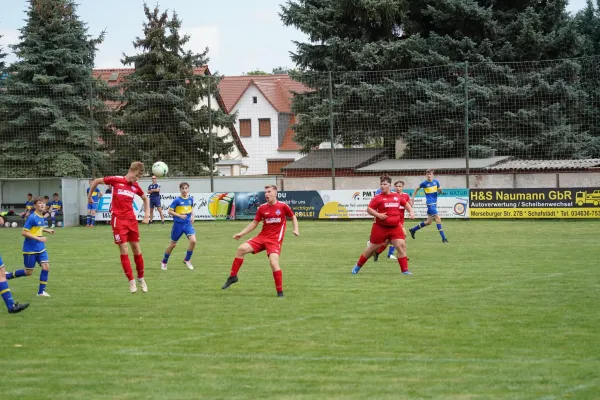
[{"xmin": 1, "ymin": 220, "xmax": 599, "ymax": 399}]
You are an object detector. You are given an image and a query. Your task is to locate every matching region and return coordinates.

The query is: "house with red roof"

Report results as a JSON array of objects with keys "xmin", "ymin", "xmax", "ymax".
[
  {"xmin": 217, "ymin": 74, "xmax": 310, "ymax": 175},
  {"xmin": 92, "ymin": 66, "xmax": 249, "ymax": 176}
]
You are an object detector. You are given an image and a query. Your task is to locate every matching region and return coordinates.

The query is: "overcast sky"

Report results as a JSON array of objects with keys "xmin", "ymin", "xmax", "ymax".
[{"xmin": 0, "ymin": 0, "xmax": 590, "ymax": 76}]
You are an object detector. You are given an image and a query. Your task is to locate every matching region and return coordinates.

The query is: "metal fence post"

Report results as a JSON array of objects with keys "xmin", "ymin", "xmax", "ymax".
[
  {"xmin": 208, "ymin": 75, "xmax": 214, "ymax": 192},
  {"xmin": 328, "ymin": 71, "xmax": 336, "ymax": 190},
  {"xmin": 88, "ymin": 80, "xmax": 95, "ymax": 178},
  {"xmin": 464, "ymin": 62, "xmax": 470, "ymax": 189}
]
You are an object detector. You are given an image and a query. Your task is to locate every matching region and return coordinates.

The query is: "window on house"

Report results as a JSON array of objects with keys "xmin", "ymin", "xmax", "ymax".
[
  {"xmin": 239, "ymin": 119, "xmax": 251, "ymax": 137},
  {"xmin": 259, "ymin": 118, "xmax": 271, "ymax": 136},
  {"xmin": 253, "ymin": 96, "xmax": 258, "ymax": 104}
]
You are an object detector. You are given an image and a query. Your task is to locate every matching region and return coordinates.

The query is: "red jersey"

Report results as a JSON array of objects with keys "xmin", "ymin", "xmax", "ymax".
[
  {"xmin": 398, "ymin": 192, "xmax": 411, "ymax": 224},
  {"xmin": 103, "ymin": 176, "xmax": 144, "ymax": 220},
  {"xmin": 254, "ymin": 201, "xmax": 295, "ymax": 243},
  {"xmin": 368, "ymin": 192, "xmax": 408, "ymax": 227}
]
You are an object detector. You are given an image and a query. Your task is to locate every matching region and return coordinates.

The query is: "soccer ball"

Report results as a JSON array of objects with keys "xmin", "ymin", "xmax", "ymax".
[
  {"xmin": 11, "ymin": 222, "xmax": 18, "ymax": 228},
  {"xmin": 4, "ymin": 222, "xmax": 9, "ymax": 228},
  {"xmin": 152, "ymin": 161, "xmax": 168, "ymax": 177},
  {"xmin": 57, "ymin": 221, "xmax": 63, "ymax": 227}
]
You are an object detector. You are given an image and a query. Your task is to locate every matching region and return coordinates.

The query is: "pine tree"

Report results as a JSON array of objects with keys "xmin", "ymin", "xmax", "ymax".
[
  {"xmin": 281, "ymin": 0, "xmax": 592, "ymax": 159},
  {"xmin": 0, "ymin": 0, "xmax": 107, "ymax": 177},
  {"xmin": 113, "ymin": 4, "xmax": 235, "ymax": 176},
  {"xmin": 0, "ymin": 34, "xmax": 6, "ymax": 75}
]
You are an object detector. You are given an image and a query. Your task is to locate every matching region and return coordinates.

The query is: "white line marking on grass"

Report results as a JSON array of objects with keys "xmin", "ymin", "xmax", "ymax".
[
  {"xmin": 115, "ymin": 350, "xmax": 599, "ymax": 366},
  {"xmin": 144, "ymin": 316, "xmax": 312, "ymax": 348},
  {"xmin": 539, "ymin": 383, "xmax": 594, "ymax": 400}
]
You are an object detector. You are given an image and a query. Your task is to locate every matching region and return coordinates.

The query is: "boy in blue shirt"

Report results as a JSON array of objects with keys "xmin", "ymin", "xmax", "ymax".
[
  {"xmin": 147, "ymin": 175, "xmax": 165, "ymax": 224},
  {"xmin": 409, "ymin": 169, "xmax": 448, "ymax": 242},
  {"xmin": 86, "ymin": 179, "xmax": 102, "ymax": 227},
  {"xmin": 161, "ymin": 182, "xmax": 196, "ymax": 271},
  {"xmin": 19, "ymin": 193, "xmax": 34, "ymax": 219},
  {"xmin": 47, "ymin": 193, "xmax": 63, "ymax": 228},
  {"xmin": 6, "ymin": 197, "xmax": 55, "ymax": 296},
  {"xmin": 0, "ymin": 216, "xmax": 30, "ymax": 314}
]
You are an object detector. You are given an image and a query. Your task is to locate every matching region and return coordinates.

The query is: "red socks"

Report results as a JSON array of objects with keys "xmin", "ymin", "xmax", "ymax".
[
  {"xmin": 376, "ymin": 244, "xmax": 387, "ymax": 255},
  {"xmin": 273, "ymin": 270, "xmax": 283, "ymax": 292},
  {"xmin": 398, "ymin": 256, "xmax": 408, "ymax": 273},
  {"xmin": 357, "ymin": 254, "xmax": 368, "ymax": 267},
  {"xmin": 120, "ymin": 254, "xmax": 134, "ymax": 281},
  {"xmin": 134, "ymin": 254, "xmax": 144, "ymax": 279},
  {"xmin": 230, "ymin": 257, "xmax": 244, "ymax": 277}
]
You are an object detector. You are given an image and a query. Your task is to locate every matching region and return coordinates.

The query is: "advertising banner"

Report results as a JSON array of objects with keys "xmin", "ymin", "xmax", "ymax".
[
  {"xmin": 94, "ymin": 192, "xmax": 235, "ymax": 221},
  {"xmin": 234, "ymin": 189, "xmax": 469, "ymax": 220},
  {"xmin": 469, "ymin": 188, "xmax": 600, "ymax": 218}
]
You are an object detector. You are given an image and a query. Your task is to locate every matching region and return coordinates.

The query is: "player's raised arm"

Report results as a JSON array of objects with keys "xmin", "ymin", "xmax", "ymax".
[
  {"xmin": 404, "ymin": 201, "xmax": 415, "ymax": 220},
  {"xmin": 411, "ymin": 186, "xmax": 421, "ymax": 205},
  {"xmin": 88, "ymin": 178, "xmax": 105, "ymax": 203},
  {"xmin": 139, "ymin": 192, "xmax": 150, "ymax": 224},
  {"xmin": 234, "ymin": 220, "xmax": 259, "ymax": 240}
]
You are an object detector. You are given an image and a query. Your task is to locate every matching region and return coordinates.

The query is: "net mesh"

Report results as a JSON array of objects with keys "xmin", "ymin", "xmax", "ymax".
[{"xmin": 0, "ymin": 56, "xmax": 599, "ymax": 182}]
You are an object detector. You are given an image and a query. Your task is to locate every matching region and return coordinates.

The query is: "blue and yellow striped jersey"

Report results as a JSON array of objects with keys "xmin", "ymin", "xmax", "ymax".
[
  {"xmin": 22, "ymin": 212, "xmax": 47, "ymax": 254},
  {"xmin": 169, "ymin": 196, "xmax": 194, "ymax": 224},
  {"xmin": 48, "ymin": 200, "xmax": 62, "ymax": 211},
  {"xmin": 419, "ymin": 179, "xmax": 441, "ymax": 205},
  {"xmin": 87, "ymin": 187, "xmax": 102, "ymax": 202},
  {"xmin": 25, "ymin": 200, "xmax": 34, "ymax": 211}
]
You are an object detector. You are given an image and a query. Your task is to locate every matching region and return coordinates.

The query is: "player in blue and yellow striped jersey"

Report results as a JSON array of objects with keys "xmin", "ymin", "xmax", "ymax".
[
  {"xmin": 47, "ymin": 193, "xmax": 63, "ymax": 228},
  {"xmin": 0, "ymin": 216, "xmax": 30, "ymax": 314},
  {"xmin": 6, "ymin": 197, "xmax": 55, "ymax": 296},
  {"xmin": 161, "ymin": 182, "xmax": 196, "ymax": 271},
  {"xmin": 19, "ymin": 193, "xmax": 34, "ymax": 219},
  {"xmin": 409, "ymin": 169, "xmax": 448, "ymax": 242},
  {"xmin": 86, "ymin": 179, "xmax": 102, "ymax": 227}
]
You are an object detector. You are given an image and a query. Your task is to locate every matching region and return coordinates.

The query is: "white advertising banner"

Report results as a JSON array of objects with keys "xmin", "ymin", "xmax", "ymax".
[
  {"xmin": 93, "ymin": 192, "xmax": 235, "ymax": 221},
  {"xmin": 316, "ymin": 189, "xmax": 469, "ymax": 219}
]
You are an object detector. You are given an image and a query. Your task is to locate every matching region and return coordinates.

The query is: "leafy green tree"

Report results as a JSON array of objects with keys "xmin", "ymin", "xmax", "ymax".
[
  {"xmin": 0, "ymin": 0, "xmax": 106, "ymax": 177},
  {"xmin": 113, "ymin": 3, "xmax": 236, "ymax": 175}
]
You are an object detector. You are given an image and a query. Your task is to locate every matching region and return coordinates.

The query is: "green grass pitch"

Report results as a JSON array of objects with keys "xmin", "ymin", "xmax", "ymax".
[{"xmin": 1, "ymin": 220, "xmax": 599, "ymax": 399}]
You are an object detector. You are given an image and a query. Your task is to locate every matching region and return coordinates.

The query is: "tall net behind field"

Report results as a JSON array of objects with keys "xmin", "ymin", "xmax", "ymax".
[{"xmin": 1, "ymin": 57, "xmax": 599, "ymax": 183}]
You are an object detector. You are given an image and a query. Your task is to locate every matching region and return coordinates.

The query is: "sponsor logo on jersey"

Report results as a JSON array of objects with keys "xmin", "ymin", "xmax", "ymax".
[{"xmin": 265, "ymin": 217, "xmax": 282, "ymax": 224}]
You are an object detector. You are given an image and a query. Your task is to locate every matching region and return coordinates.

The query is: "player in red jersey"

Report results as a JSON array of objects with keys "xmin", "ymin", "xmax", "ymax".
[
  {"xmin": 373, "ymin": 180, "xmax": 411, "ymax": 260},
  {"xmin": 88, "ymin": 162, "xmax": 151, "ymax": 294},
  {"xmin": 222, "ymin": 185, "xmax": 299, "ymax": 297},
  {"xmin": 352, "ymin": 175, "xmax": 414, "ymax": 275}
]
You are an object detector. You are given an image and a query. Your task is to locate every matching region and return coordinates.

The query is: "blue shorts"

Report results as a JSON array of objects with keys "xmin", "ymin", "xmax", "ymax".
[
  {"xmin": 87, "ymin": 203, "xmax": 98, "ymax": 211},
  {"xmin": 23, "ymin": 250, "xmax": 49, "ymax": 269},
  {"xmin": 149, "ymin": 197, "xmax": 162, "ymax": 208},
  {"xmin": 427, "ymin": 204, "xmax": 439, "ymax": 216},
  {"xmin": 171, "ymin": 223, "xmax": 196, "ymax": 242}
]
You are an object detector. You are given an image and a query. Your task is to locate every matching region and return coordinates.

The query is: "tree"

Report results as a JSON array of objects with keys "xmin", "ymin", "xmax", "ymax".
[
  {"xmin": 113, "ymin": 3, "xmax": 236, "ymax": 176},
  {"xmin": 245, "ymin": 69, "xmax": 270, "ymax": 75},
  {"xmin": 281, "ymin": 0, "xmax": 594, "ymax": 159},
  {"xmin": 0, "ymin": 0, "xmax": 107, "ymax": 178},
  {"xmin": 0, "ymin": 34, "xmax": 6, "ymax": 75}
]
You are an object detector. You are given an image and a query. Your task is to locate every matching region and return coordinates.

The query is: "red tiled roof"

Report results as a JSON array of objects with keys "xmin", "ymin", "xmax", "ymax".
[
  {"xmin": 92, "ymin": 66, "xmax": 209, "ymax": 87},
  {"xmin": 218, "ymin": 75, "xmax": 310, "ymax": 113},
  {"xmin": 278, "ymin": 114, "xmax": 302, "ymax": 151},
  {"xmin": 92, "ymin": 66, "xmax": 248, "ymax": 157}
]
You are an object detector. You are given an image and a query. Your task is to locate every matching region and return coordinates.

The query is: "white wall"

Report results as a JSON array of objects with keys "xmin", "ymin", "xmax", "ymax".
[
  {"xmin": 0, "ymin": 179, "xmax": 62, "ymax": 204},
  {"xmin": 232, "ymin": 86, "xmax": 303, "ymax": 175}
]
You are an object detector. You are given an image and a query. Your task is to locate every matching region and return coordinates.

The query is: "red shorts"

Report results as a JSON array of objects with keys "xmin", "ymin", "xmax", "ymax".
[
  {"xmin": 247, "ymin": 236, "xmax": 282, "ymax": 256},
  {"xmin": 369, "ymin": 223, "xmax": 405, "ymax": 245},
  {"xmin": 111, "ymin": 216, "xmax": 139, "ymax": 244}
]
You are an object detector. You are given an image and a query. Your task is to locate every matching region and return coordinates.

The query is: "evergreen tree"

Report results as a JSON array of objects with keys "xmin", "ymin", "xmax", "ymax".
[
  {"xmin": 0, "ymin": 0, "xmax": 106, "ymax": 177},
  {"xmin": 113, "ymin": 4, "xmax": 235, "ymax": 176},
  {"xmin": 281, "ymin": 0, "xmax": 593, "ymax": 159},
  {"xmin": 0, "ymin": 34, "xmax": 6, "ymax": 75}
]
